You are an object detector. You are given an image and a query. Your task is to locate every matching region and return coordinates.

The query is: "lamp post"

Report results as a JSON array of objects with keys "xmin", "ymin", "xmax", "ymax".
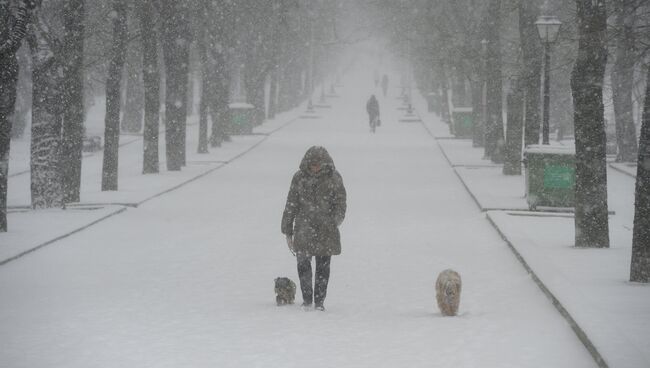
[{"xmin": 535, "ymin": 14, "xmax": 562, "ymax": 145}]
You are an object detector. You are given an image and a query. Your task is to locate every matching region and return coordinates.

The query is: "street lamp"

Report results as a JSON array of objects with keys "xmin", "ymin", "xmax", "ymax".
[{"xmin": 535, "ymin": 14, "xmax": 562, "ymax": 145}]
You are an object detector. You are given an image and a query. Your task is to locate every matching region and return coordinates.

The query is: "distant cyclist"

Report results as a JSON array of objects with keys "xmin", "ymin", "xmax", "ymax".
[{"xmin": 366, "ymin": 94, "xmax": 380, "ymax": 133}]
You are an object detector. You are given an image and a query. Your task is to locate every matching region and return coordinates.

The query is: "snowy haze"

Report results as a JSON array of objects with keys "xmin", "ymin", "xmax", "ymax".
[
  {"xmin": 2, "ymin": 1, "xmax": 649, "ymax": 366},
  {"xmin": 1, "ymin": 56, "xmax": 597, "ymax": 367}
]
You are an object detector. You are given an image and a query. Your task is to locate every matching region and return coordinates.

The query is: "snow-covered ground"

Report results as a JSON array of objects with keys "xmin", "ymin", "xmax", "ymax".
[{"xmin": 0, "ymin": 65, "xmax": 611, "ymax": 367}]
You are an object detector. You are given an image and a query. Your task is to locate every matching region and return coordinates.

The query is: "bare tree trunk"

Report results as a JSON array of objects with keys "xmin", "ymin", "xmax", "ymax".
[
  {"xmin": 205, "ymin": 0, "xmax": 231, "ymax": 147},
  {"xmin": 198, "ymin": 78, "xmax": 209, "ymax": 153},
  {"xmin": 139, "ymin": 0, "xmax": 160, "ymax": 174},
  {"xmin": 61, "ymin": 0, "xmax": 84, "ymax": 203},
  {"xmin": 519, "ymin": 0, "xmax": 542, "ymax": 147},
  {"xmin": 254, "ymin": 81, "xmax": 265, "ymax": 126},
  {"xmin": 10, "ymin": 46, "xmax": 31, "ymax": 139},
  {"xmin": 278, "ymin": 32, "xmax": 303, "ymax": 113},
  {"xmin": 28, "ymin": 21, "xmax": 64, "ymax": 209},
  {"xmin": 471, "ymin": 79, "xmax": 484, "ymax": 147},
  {"xmin": 268, "ymin": 68, "xmax": 278, "ymax": 119},
  {"xmin": 197, "ymin": 23, "xmax": 209, "ymax": 154},
  {"xmin": 293, "ymin": 67, "xmax": 303, "ymax": 108},
  {"xmin": 1, "ymin": 1, "xmax": 29, "ymax": 231},
  {"xmin": 0, "ymin": 57, "xmax": 18, "ymax": 231},
  {"xmin": 452, "ymin": 68, "xmax": 467, "ymax": 107},
  {"xmin": 611, "ymin": 0, "xmax": 638, "ymax": 162},
  {"xmin": 121, "ymin": 53, "xmax": 144, "ymax": 134},
  {"xmin": 571, "ymin": 0, "xmax": 610, "ymax": 248},
  {"xmin": 187, "ymin": 65, "xmax": 195, "ymax": 118},
  {"xmin": 437, "ymin": 60, "xmax": 451, "ymax": 127},
  {"xmin": 278, "ymin": 64, "xmax": 294, "ymax": 112},
  {"xmin": 484, "ymin": 0, "xmax": 504, "ymax": 163},
  {"xmin": 245, "ymin": 72, "xmax": 266, "ymax": 127},
  {"xmin": 429, "ymin": 66, "xmax": 441, "ymax": 115},
  {"xmin": 101, "ymin": 0, "xmax": 127, "ymax": 191},
  {"xmin": 208, "ymin": 51, "xmax": 230, "ymax": 146},
  {"xmin": 275, "ymin": 0, "xmax": 294, "ymax": 114},
  {"xmin": 30, "ymin": 66, "xmax": 63, "ymax": 209},
  {"xmin": 630, "ymin": 67, "xmax": 650, "ymax": 282},
  {"xmin": 503, "ymin": 87, "xmax": 524, "ymax": 175},
  {"xmin": 160, "ymin": 0, "xmax": 190, "ymax": 170}
]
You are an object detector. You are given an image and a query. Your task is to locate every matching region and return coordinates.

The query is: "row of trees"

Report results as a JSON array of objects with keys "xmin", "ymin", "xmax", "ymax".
[
  {"xmin": 369, "ymin": 0, "xmax": 650, "ymax": 281},
  {"xmin": 1, "ymin": 0, "xmax": 343, "ymax": 232}
]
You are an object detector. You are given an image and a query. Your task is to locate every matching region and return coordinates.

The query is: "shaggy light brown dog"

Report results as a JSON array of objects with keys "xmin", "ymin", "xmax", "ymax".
[
  {"xmin": 274, "ymin": 277, "xmax": 296, "ymax": 306},
  {"xmin": 436, "ymin": 269, "xmax": 462, "ymax": 316}
]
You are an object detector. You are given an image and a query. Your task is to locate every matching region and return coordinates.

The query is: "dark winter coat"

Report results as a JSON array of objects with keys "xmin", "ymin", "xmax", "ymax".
[
  {"xmin": 282, "ymin": 146, "xmax": 347, "ymax": 256},
  {"xmin": 366, "ymin": 96, "xmax": 379, "ymax": 118}
]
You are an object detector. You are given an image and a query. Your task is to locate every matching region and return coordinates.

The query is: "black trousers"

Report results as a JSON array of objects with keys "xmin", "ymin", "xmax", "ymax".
[{"xmin": 297, "ymin": 255, "xmax": 331, "ymax": 306}]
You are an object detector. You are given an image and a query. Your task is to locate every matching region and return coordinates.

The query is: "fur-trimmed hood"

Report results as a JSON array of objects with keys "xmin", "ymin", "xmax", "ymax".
[{"xmin": 299, "ymin": 146, "xmax": 335, "ymax": 176}]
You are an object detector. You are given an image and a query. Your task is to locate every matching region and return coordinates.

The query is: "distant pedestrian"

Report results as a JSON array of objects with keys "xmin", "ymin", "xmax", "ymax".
[
  {"xmin": 282, "ymin": 146, "xmax": 347, "ymax": 311},
  {"xmin": 381, "ymin": 74, "xmax": 389, "ymax": 97},
  {"xmin": 366, "ymin": 94, "xmax": 380, "ymax": 133}
]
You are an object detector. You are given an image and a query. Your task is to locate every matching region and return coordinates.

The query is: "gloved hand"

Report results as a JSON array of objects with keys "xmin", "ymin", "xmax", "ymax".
[{"xmin": 286, "ymin": 234, "xmax": 295, "ymax": 256}]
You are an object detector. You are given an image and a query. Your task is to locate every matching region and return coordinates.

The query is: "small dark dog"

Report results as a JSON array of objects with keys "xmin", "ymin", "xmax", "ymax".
[
  {"xmin": 436, "ymin": 269, "xmax": 462, "ymax": 316},
  {"xmin": 274, "ymin": 277, "xmax": 296, "ymax": 306}
]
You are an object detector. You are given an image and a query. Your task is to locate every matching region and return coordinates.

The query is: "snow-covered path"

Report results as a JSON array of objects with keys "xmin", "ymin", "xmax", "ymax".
[{"xmin": 0, "ymin": 68, "xmax": 596, "ymax": 367}]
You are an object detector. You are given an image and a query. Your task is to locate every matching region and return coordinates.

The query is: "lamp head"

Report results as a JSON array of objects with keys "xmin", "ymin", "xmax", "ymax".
[{"xmin": 535, "ymin": 15, "xmax": 562, "ymax": 44}]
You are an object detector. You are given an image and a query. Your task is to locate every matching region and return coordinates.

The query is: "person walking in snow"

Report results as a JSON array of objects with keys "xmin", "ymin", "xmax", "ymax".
[
  {"xmin": 281, "ymin": 146, "xmax": 347, "ymax": 311},
  {"xmin": 366, "ymin": 94, "xmax": 380, "ymax": 133}
]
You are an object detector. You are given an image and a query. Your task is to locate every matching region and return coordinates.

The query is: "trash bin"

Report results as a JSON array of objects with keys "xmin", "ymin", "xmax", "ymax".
[
  {"xmin": 228, "ymin": 102, "xmax": 255, "ymax": 135},
  {"xmin": 524, "ymin": 145, "xmax": 575, "ymax": 210},
  {"xmin": 451, "ymin": 107, "xmax": 473, "ymax": 138}
]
